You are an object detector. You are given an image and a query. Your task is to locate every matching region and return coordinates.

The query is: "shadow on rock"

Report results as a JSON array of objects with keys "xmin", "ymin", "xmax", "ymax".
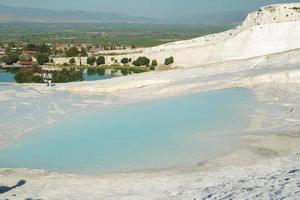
[{"xmin": 0, "ymin": 180, "xmax": 26, "ymax": 194}]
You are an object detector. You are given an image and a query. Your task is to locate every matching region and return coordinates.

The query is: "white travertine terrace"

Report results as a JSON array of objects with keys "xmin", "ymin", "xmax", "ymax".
[
  {"xmin": 144, "ymin": 3, "xmax": 300, "ymax": 67},
  {"xmin": 1, "ymin": 3, "xmax": 300, "ymax": 200}
]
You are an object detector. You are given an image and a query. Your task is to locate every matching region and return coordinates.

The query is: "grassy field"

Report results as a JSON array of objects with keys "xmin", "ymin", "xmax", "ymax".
[{"xmin": 0, "ymin": 23, "xmax": 233, "ymax": 47}]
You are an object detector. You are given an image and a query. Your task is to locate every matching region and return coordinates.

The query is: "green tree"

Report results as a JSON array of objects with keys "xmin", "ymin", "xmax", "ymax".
[
  {"xmin": 25, "ymin": 44, "xmax": 36, "ymax": 51},
  {"xmin": 121, "ymin": 57, "xmax": 129, "ymax": 64},
  {"xmin": 36, "ymin": 54, "xmax": 49, "ymax": 65},
  {"xmin": 87, "ymin": 56, "xmax": 96, "ymax": 65},
  {"xmin": 2, "ymin": 52, "xmax": 19, "ymax": 65},
  {"xmin": 69, "ymin": 58, "xmax": 76, "ymax": 64},
  {"xmin": 96, "ymin": 56, "xmax": 105, "ymax": 65},
  {"xmin": 151, "ymin": 59, "xmax": 158, "ymax": 67},
  {"xmin": 66, "ymin": 47, "xmax": 80, "ymax": 57},
  {"xmin": 80, "ymin": 47, "xmax": 88, "ymax": 57},
  {"xmin": 132, "ymin": 56, "xmax": 150, "ymax": 66},
  {"xmin": 164, "ymin": 57, "xmax": 174, "ymax": 65},
  {"xmin": 36, "ymin": 44, "xmax": 51, "ymax": 54}
]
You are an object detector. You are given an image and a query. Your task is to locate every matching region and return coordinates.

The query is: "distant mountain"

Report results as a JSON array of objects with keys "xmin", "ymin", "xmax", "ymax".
[
  {"xmin": 166, "ymin": 11, "xmax": 248, "ymax": 25},
  {"xmin": 0, "ymin": 4, "xmax": 247, "ymax": 25},
  {"xmin": 0, "ymin": 4, "xmax": 158, "ymax": 23}
]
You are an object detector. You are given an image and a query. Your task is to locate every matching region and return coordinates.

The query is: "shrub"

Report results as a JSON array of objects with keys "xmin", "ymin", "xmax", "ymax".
[
  {"xmin": 69, "ymin": 58, "xmax": 75, "ymax": 64},
  {"xmin": 132, "ymin": 56, "xmax": 150, "ymax": 66},
  {"xmin": 66, "ymin": 47, "xmax": 80, "ymax": 57},
  {"xmin": 164, "ymin": 56, "xmax": 174, "ymax": 65},
  {"xmin": 151, "ymin": 59, "xmax": 158, "ymax": 67},
  {"xmin": 96, "ymin": 56, "xmax": 105, "ymax": 65},
  {"xmin": 150, "ymin": 66, "xmax": 155, "ymax": 71},
  {"xmin": 80, "ymin": 47, "xmax": 88, "ymax": 57},
  {"xmin": 87, "ymin": 56, "xmax": 96, "ymax": 65},
  {"xmin": 121, "ymin": 57, "xmax": 129, "ymax": 64},
  {"xmin": 36, "ymin": 54, "xmax": 49, "ymax": 65},
  {"xmin": 2, "ymin": 52, "xmax": 19, "ymax": 65}
]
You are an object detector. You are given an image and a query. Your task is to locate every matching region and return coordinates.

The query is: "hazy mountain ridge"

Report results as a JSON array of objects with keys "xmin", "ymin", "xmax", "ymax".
[
  {"xmin": 0, "ymin": 4, "xmax": 158, "ymax": 23},
  {"xmin": 0, "ymin": 4, "xmax": 247, "ymax": 24},
  {"xmin": 167, "ymin": 11, "xmax": 248, "ymax": 25}
]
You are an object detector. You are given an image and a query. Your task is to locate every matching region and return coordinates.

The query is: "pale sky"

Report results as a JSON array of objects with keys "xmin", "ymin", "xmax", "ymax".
[{"xmin": 0, "ymin": 0, "xmax": 298, "ymax": 17}]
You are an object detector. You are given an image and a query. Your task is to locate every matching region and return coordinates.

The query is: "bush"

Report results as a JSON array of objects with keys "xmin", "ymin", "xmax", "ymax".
[
  {"xmin": 69, "ymin": 58, "xmax": 75, "ymax": 64},
  {"xmin": 66, "ymin": 47, "xmax": 80, "ymax": 57},
  {"xmin": 164, "ymin": 56, "xmax": 174, "ymax": 65},
  {"xmin": 151, "ymin": 59, "xmax": 158, "ymax": 67},
  {"xmin": 36, "ymin": 54, "xmax": 49, "ymax": 65},
  {"xmin": 2, "ymin": 52, "xmax": 19, "ymax": 65},
  {"xmin": 121, "ymin": 57, "xmax": 129, "ymax": 64},
  {"xmin": 80, "ymin": 47, "xmax": 88, "ymax": 57},
  {"xmin": 150, "ymin": 66, "xmax": 155, "ymax": 71},
  {"xmin": 96, "ymin": 56, "xmax": 105, "ymax": 65},
  {"xmin": 87, "ymin": 56, "xmax": 96, "ymax": 65},
  {"xmin": 132, "ymin": 56, "xmax": 150, "ymax": 66}
]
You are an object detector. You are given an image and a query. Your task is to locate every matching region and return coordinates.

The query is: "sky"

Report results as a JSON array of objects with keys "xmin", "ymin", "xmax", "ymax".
[{"xmin": 0, "ymin": 0, "xmax": 298, "ymax": 17}]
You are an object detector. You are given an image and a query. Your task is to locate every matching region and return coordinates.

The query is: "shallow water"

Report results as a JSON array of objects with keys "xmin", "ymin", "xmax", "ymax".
[
  {"xmin": 0, "ymin": 72, "xmax": 15, "ymax": 83},
  {"xmin": 0, "ymin": 88, "xmax": 256, "ymax": 174},
  {"xmin": 0, "ymin": 72, "xmax": 111, "ymax": 83}
]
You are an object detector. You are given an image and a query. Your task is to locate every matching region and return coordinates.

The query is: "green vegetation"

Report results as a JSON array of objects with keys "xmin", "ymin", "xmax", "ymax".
[
  {"xmin": 66, "ymin": 47, "xmax": 80, "ymax": 57},
  {"xmin": 69, "ymin": 57, "xmax": 75, "ymax": 64},
  {"xmin": 36, "ymin": 54, "xmax": 49, "ymax": 65},
  {"xmin": 132, "ymin": 56, "xmax": 150, "ymax": 66},
  {"xmin": 164, "ymin": 56, "xmax": 174, "ymax": 65},
  {"xmin": 87, "ymin": 56, "xmax": 96, "ymax": 65},
  {"xmin": 96, "ymin": 56, "xmax": 105, "ymax": 65},
  {"xmin": 25, "ymin": 43, "xmax": 51, "ymax": 54},
  {"xmin": 0, "ymin": 23, "xmax": 233, "ymax": 48},
  {"xmin": 80, "ymin": 47, "xmax": 88, "ymax": 56},
  {"xmin": 151, "ymin": 59, "xmax": 158, "ymax": 66},
  {"xmin": 121, "ymin": 57, "xmax": 129, "ymax": 64},
  {"xmin": 1, "ymin": 52, "xmax": 19, "ymax": 65}
]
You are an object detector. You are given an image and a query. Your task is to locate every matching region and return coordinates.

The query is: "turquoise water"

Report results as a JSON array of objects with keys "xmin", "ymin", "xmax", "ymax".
[
  {"xmin": 0, "ymin": 72, "xmax": 15, "ymax": 83},
  {"xmin": 0, "ymin": 72, "xmax": 111, "ymax": 83},
  {"xmin": 82, "ymin": 73, "xmax": 112, "ymax": 81},
  {"xmin": 0, "ymin": 88, "xmax": 255, "ymax": 174}
]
